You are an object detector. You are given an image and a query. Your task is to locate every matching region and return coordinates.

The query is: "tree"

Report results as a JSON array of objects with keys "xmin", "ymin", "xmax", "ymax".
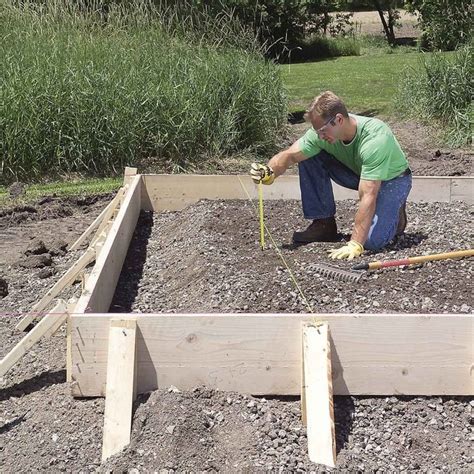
[
  {"xmin": 405, "ymin": 0, "xmax": 472, "ymax": 50},
  {"xmin": 343, "ymin": 0, "xmax": 403, "ymax": 45},
  {"xmin": 372, "ymin": 0, "xmax": 400, "ymax": 45}
]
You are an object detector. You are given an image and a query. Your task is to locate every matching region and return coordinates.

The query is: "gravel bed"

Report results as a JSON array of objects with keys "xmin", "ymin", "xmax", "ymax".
[
  {"xmin": 111, "ymin": 199, "xmax": 474, "ymax": 314},
  {"xmin": 1, "ymin": 197, "xmax": 473, "ymax": 472}
]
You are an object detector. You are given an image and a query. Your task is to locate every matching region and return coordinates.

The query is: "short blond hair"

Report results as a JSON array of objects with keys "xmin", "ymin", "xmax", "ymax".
[{"xmin": 305, "ymin": 91, "xmax": 349, "ymax": 121}]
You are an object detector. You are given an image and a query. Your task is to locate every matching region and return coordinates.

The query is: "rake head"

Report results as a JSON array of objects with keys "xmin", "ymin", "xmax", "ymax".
[{"xmin": 312, "ymin": 263, "xmax": 363, "ymax": 283}]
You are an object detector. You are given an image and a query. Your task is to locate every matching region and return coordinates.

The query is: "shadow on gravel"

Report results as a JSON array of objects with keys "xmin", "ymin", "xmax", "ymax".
[
  {"xmin": 0, "ymin": 369, "xmax": 66, "ymax": 401},
  {"xmin": 334, "ymin": 396, "xmax": 355, "ymax": 453},
  {"xmin": 109, "ymin": 210, "xmax": 154, "ymax": 312},
  {"xmin": 331, "ymin": 335, "xmax": 355, "ymax": 453},
  {"xmin": 0, "ymin": 412, "xmax": 27, "ymax": 434},
  {"xmin": 257, "ymin": 394, "xmax": 355, "ymax": 454},
  {"xmin": 390, "ymin": 231, "xmax": 429, "ymax": 251}
]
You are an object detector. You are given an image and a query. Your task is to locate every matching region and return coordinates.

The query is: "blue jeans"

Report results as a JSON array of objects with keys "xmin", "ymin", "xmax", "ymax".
[{"xmin": 298, "ymin": 151, "xmax": 412, "ymax": 251}]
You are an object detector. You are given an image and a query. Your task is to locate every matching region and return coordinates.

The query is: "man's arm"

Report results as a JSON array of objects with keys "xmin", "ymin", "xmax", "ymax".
[
  {"xmin": 351, "ymin": 179, "xmax": 381, "ymax": 245},
  {"xmin": 267, "ymin": 140, "xmax": 308, "ymax": 177}
]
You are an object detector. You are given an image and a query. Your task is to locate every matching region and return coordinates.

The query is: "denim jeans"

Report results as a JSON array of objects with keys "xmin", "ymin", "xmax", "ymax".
[{"xmin": 298, "ymin": 150, "xmax": 412, "ymax": 251}]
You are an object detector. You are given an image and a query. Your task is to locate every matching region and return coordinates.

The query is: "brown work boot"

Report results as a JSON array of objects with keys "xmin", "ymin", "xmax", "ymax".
[
  {"xmin": 292, "ymin": 217, "xmax": 338, "ymax": 243},
  {"xmin": 396, "ymin": 203, "xmax": 407, "ymax": 236}
]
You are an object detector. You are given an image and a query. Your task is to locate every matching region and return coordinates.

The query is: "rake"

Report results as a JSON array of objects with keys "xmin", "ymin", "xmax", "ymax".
[
  {"xmin": 312, "ymin": 263, "xmax": 364, "ymax": 283},
  {"xmin": 352, "ymin": 249, "xmax": 474, "ymax": 271}
]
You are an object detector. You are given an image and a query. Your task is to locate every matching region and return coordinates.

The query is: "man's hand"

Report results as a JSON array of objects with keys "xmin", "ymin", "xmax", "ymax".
[
  {"xmin": 328, "ymin": 240, "xmax": 364, "ymax": 260},
  {"xmin": 250, "ymin": 163, "xmax": 275, "ymax": 185}
]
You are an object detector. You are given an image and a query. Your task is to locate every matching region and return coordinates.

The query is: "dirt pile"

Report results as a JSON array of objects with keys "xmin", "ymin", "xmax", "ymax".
[
  {"xmin": 0, "ymin": 194, "xmax": 112, "ymax": 230},
  {"xmin": 104, "ymin": 389, "xmax": 472, "ymax": 472}
]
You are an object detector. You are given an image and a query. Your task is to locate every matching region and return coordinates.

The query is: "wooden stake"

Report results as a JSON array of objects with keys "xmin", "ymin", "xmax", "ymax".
[
  {"xmin": 69, "ymin": 189, "xmax": 124, "ymax": 251},
  {"xmin": 123, "ymin": 167, "xmax": 138, "ymax": 186},
  {"xmin": 1, "ymin": 300, "xmax": 68, "ymax": 377},
  {"xmin": 101, "ymin": 318, "xmax": 137, "ymax": 461},
  {"xmin": 302, "ymin": 323, "xmax": 336, "ymax": 468}
]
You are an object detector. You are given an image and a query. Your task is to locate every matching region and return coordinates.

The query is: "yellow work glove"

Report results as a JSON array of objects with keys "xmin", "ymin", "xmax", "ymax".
[
  {"xmin": 328, "ymin": 240, "xmax": 364, "ymax": 260},
  {"xmin": 250, "ymin": 163, "xmax": 275, "ymax": 185}
]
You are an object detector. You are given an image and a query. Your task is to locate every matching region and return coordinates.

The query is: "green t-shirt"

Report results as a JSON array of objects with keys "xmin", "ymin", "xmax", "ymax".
[{"xmin": 298, "ymin": 114, "xmax": 408, "ymax": 181}]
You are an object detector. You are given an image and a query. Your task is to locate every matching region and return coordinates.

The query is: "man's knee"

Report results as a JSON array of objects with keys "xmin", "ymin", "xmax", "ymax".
[{"xmin": 364, "ymin": 231, "xmax": 394, "ymax": 251}]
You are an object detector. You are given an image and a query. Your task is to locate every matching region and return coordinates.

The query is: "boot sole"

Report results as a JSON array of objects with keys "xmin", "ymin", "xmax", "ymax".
[
  {"xmin": 396, "ymin": 204, "xmax": 407, "ymax": 236},
  {"xmin": 292, "ymin": 233, "xmax": 341, "ymax": 244}
]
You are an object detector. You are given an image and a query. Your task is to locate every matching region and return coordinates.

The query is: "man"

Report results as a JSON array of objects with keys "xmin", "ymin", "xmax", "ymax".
[{"xmin": 250, "ymin": 91, "xmax": 412, "ymax": 260}]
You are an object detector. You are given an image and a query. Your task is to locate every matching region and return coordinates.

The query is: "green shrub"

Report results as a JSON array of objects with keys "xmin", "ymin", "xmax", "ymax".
[
  {"xmin": 0, "ymin": 1, "xmax": 287, "ymax": 183},
  {"xmin": 406, "ymin": 0, "xmax": 472, "ymax": 51},
  {"xmin": 169, "ymin": 1, "xmax": 356, "ymax": 61},
  {"xmin": 395, "ymin": 45, "xmax": 473, "ymax": 146},
  {"xmin": 282, "ymin": 36, "xmax": 361, "ymax": 62}
]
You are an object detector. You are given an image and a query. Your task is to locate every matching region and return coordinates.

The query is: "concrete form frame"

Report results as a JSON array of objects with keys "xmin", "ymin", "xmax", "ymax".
[
  {"xmin": 2, "ymin": 169, "xmax": 473, "ymax": 464},
  {"xmin": 66, "ymin": 169, "xmax": 472, "ymax": 398}
]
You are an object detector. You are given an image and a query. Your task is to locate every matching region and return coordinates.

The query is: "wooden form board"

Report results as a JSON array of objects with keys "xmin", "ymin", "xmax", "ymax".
[
  {"xmin": 74, "ymin": 175, "xmax": 141, "ymax": 314},
  {"xmin": 140, "ymin": 175, "xmax": 474, "ymax": 211},
  {"xmin": 69, "ymin": 313, "xmax": 473, "ymax": 398}
]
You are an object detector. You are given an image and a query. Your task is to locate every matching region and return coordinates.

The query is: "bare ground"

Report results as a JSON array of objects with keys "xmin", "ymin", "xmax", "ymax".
[
  {"xmin": 0, "ymin": 119, "xmax": 473, "ymax": 472},
  {"xmin": 350, "ymin": 10, "xmax": 420, "ymax": 38}
]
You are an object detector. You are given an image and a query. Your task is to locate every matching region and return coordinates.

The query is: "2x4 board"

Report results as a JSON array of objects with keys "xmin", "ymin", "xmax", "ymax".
[{"xmin": 68, "ymin": 171, "xmax": 474, "ymax": 397}]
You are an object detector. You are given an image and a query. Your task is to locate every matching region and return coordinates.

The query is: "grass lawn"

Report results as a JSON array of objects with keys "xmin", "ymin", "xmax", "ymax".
[
  {"xmin": 0, "ymin": 178, "xmax": 122, "ymax": 206},
  {"xmin": 281, "ymin": 51, "xmax": 422, "ymax": 115}
]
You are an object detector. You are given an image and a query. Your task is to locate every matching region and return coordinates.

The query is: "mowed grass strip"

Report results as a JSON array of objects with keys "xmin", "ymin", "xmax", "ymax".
[
  {"xmin": 281, "ymin": 52, "xmax": 422, "ymax": 114},
  {"xmin": 0, "ymin": 178, "xmax": 122, "ymax": 206}
]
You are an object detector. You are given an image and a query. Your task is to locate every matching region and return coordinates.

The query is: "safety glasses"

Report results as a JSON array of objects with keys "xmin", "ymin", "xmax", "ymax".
[{"xmin": 315, "ymin": 115, "xmax": 337, "ymax": 135}]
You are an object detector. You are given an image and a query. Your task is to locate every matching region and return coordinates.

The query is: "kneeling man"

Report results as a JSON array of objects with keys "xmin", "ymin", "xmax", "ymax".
[{"xmin": 250, "ymin": 91, "xmax": 412, "ymax": 260}]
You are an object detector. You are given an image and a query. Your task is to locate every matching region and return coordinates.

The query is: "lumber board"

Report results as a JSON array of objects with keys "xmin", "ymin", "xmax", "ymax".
[
  {"xmin": 74, "ymin": 175, "xmax": 141, "ymax": 314},
  {"xmin": 15, "ymin": 247, "xmax": 95, "ymax": 331},
  {"xmin": 123, "ymin": 166, "xmax": 138, "ymax": 186},
  {"xmin": 302, "ymin": 323, "xmax": 336, "ymax": 468},
  {"xmin": 1, "ymin": 300, "xmax": 68, "ymax": 377},
  {"xmin": 69, "ymin": 188, "xmax": 124, "ymax": 251},
  {"xmin": 66, "ymin": 317, "xmax": 72, "ymax": 383},
  {"xmin": 141, "ymin": 175, "xmax": 474, "ymax": 211},
  {"xmin": 89, "ymin": 189, "xmax": 125, "ymax": 247},
  {"xmin": 451, "ymin": 177, "xmax": 474, "ymax": 202},
  {"xmin": 410, "ymin": 177, "xmax": 451, "ymax": 202},
  {"xmin": 101, "ymin": 318, "xmax": 137, "ymax": 461},
  {"xmin": 69, "ymin": 313, "xmax": 473, "ymax": 397}
]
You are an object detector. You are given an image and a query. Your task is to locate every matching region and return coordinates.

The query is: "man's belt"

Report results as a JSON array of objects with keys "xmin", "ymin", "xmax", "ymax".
[{"xmin": 398, "ymin": 167, "xmax": 412, "ymax": 177}]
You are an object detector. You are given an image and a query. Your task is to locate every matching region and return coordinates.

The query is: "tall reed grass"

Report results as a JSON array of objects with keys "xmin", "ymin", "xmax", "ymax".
[
  {"xmin": 395, "ymin": 45, "xmax": 473, "ymax": 146},
  {"xmin": 1, "ymin": 1, "xmax": 287, "ymax": 183}
]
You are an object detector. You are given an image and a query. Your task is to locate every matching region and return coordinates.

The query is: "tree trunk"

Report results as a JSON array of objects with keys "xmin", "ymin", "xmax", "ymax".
[{"xmin": 373, "ymin": 0, "xmax": 396, "ymax": 45}]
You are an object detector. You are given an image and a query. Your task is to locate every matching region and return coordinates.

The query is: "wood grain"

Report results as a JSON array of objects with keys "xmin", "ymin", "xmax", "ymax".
[{"xmin": 69, "ymin": 313, "xmax": 473, "ymax": 397}]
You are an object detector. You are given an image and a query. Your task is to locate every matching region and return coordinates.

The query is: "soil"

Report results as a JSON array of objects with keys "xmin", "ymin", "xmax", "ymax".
[
  {"xmin": 0, "ymin": 194, "xmax": 113, "ymax": 268},
  {"xmin": 0, "ymin": 119, "xmax": 473, "ymax": 472},
  {"xmin": 350, "ymin": 10, "xmax": 420, "ymax": 38}
]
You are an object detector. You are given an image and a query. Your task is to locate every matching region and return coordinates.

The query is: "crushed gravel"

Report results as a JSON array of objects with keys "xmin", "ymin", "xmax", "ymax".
[
  {"xmin": 1, "ymin": 196, "xmax": 473, "ymax": 472},
  {"xmin": 111, "ymin": 199, "xmax": 474, "ymax": 314}
]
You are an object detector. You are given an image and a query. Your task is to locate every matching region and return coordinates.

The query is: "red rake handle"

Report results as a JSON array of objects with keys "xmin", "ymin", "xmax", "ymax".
[{"xmin": 353, "ymin": 249, "xmax": 474, "ymax": 271}]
